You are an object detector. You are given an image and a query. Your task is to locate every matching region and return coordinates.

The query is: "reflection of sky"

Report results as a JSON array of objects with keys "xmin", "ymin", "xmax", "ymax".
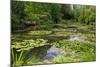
[{"xmin": 44, "ymin": 46, "xmax": 65, "ymax": 60}]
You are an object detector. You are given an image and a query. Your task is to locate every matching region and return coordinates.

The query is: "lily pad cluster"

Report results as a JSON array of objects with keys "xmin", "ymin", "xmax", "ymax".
[
  {"xmin": 28, "ymin": 31, "xmax": 52, "ymax": 35},
  {"xmin": 12, "ymin": 39, "xmax": 48, "ymax": 52},
  {"xmin": 53, "ymin": 40, "xmax": 95, "ymax": 52}
]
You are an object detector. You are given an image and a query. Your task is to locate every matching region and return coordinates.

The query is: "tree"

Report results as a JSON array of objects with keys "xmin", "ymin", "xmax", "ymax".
[
  {"xmin": 50, "ymin": 4, "xmax": 61, "ymax": 24},
  {"xmin": 11, "ymin": 1, "xmax": 26, "ymax": 31},
  {"xmin": 74, "ymin": 5, "xmax": 96, "ymax": 25}
]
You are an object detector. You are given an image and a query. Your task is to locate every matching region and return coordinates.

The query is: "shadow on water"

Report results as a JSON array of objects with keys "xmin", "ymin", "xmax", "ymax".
[{"xmin": 24, "ymin": 45, "xmax": 52, "ymax": 60}]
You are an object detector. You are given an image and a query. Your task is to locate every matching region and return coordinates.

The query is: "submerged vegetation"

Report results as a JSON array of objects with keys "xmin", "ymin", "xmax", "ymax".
[{"xmin": 11, "ymin": 1, "xmax": 96, "ymax": 67}]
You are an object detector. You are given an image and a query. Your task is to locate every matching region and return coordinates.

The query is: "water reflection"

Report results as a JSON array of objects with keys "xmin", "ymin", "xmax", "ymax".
[
  {"xmin": 43, "ymin": 46, "xmax": 65, "ymax": 61},
  {"xmin": 69, "ymin": 36, "xmax": 85, "ymax": 42}
]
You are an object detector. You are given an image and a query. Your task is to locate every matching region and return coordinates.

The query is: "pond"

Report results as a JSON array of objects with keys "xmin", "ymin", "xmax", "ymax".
[
  {"xmin": 11, "ymin": 24, "xmax": 96, "ymax": 66},
  {"xmin": 24, "ymin": 35, "xmax": 90, "ymax": 64}
]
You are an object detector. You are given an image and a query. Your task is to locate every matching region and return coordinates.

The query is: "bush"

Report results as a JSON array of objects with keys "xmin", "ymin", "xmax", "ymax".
[{"xmin": 74, "ymin": 6, "xmax": 96, "ymax": 24}]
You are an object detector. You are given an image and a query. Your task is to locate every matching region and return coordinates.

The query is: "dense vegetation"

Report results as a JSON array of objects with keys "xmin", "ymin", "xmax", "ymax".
[{"xmin": 11, "ymin": 1, "xmax": 96, "ymax": 67}]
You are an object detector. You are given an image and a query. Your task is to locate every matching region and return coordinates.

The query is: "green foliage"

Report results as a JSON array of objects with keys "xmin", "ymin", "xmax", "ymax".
[
  {"xmin": 81, "ymin": 34, "xmax": 96, "ymax": 40},
  {"xmin": 11, "ymin": 39, "xmax": 48, "ymax": 67},
  {"xmin": 12, "ymin": 39, "xmax": 48, "ymax": 52},
  {"xmin": 54, "ymin": 40, "xmax": 95, "ymax": 53},
  {"xmin": 11, "ymin": 1, "xmax": 96, "ymax": 32},
  {"xmin": 11, "ymin": 1, "xmax": 96, "ymax": 66},
  {"xmin": 50, "ymin": 4, "xmax": 61, "ymax": 24},
  {"xmin": 11, "ymin": 1, "xmax": 51, "ymax": 31},
  {"xmin": 11, "ymin": 1, "xmax": 26, "ymax": 31},
  {"xmin": 53, "ymin": 51, "xmax": 95, "ymax": 63},
  {"xmin": 24, "ymin": 2, "xmax": 51, "ymax": 22},
  {"xmin": 74, "ymin": 6, "xmax": 96, "ymax": 24},
  {"xmin": 11, "ymin": 49, "xmax": 25, "ymax": 67},
  {"xmin": 23, "ymin": 56, "xmax": 41, "ymax": 65},
  {"xmin": 53, "ymin": 55, "xmax": 68, "ymax": 63},
  {"xmin": 52, "ymin": 40, "xmax": 95, "ymax": 63},
  {"xmin": 53, "ymin": 55, "xmax": 80, "ymax": 63},
  {"xmin": 28, "ymin": 31, "xmax": 52, "ymax": 36}
]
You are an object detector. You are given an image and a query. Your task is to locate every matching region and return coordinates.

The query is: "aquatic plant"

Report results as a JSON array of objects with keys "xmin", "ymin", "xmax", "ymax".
[
  {"xmin": 11, "ymin": 39, "xmax": 48, "ymax": 67},
  {"xmin": 28, "ymin": 31, "xmax": 52, "ymax": 36},
  {"xmin": 12, "ymin": 39, "xmax": 48, "ymax": 51},
  {"xmin": 53, "ymin": 40, "xmax": 96, "ymax": 62},
  {"xmin": 54, "ymin": 40, "xmax": 95, "ymax": 52}
]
